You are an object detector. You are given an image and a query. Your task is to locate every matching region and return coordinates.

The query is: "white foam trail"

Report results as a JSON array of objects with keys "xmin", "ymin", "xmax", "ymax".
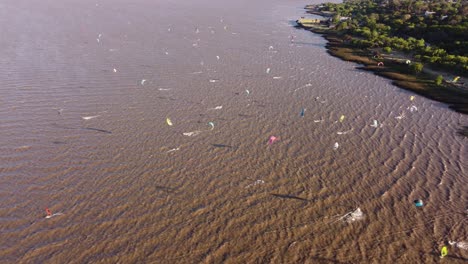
[
  {"xmin": 209, "ymin": 106, "xmax": 223, "ymax": 110},
  {"xmin": 158, "ymin": 88, "xmax": 171, "ymax": 91},
  {"xmin": 456, "ymin": 242, "xmax": 468, "ymax": 250},
  {"xmin": 183, "ymin": 131, "xmax": 202, "ymax": 137},
  {"xmin": 347, "ymin": 208, "xmax": 364, "ymax": 222},
  {"xmin": 273, "ymin": 76, "xmax": 282, "ymax": 79},
  {"xmin": 337, "ymin": 129, "xmax": 352, "ymax": 135},
  {"xmin": 314, "ymin": 119, "xmax": 324, "ymax": 123},
  {"xmin": 209, "ymin": 79, "xmax": 219, "ymax": 83},
  {"xmin": 330, "ymin": 208, "xmax": 364, "ymax": 224},
  {"xmin": 82, "ymin": 115, "xmax": 100, "ymax": 120},
  {"xmin": 245, "ymin": 180, "xmax": 265, "ymax": 188},
  {"xmin": 293, "ymin": 83, "xmax": 312, "ymax": 92},
  {"xmin": 45, "ymin": 213, "xmax": 63, "ymax": 219},
  {"xmin": 395, "ymin": 113, "xmax": 405, "ymax": 119},
  {"xmin": 166, "ymin": 147, "xmax": 180, "ymax": 153}
]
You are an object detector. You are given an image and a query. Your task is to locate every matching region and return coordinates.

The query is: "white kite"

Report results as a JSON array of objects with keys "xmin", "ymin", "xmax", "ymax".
[{"xmin": 333, "ymin": 142, "xmax": 339, "ymax": 150}]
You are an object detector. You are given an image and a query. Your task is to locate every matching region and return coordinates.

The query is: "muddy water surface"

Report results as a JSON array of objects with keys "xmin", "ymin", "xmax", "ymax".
[{"xmin": 0, "ymin": 0, "xmax": 466, "ymax": 263}]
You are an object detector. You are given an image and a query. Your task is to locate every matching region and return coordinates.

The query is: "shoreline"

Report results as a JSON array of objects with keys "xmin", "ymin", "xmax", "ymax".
[{"xmin": 296, "ymin": 9, "xmax": 468, "ymax": 116}]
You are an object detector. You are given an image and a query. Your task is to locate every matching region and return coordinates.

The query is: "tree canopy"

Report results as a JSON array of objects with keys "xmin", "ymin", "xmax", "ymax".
[{"xmin": 317, "ymin": 0, "xmax": 468, "ymax": 73}]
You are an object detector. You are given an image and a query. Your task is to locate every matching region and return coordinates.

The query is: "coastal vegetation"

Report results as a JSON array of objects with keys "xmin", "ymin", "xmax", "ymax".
[
  {"xmin": 317, "ymin": 0, "xmax": 468, "ymax": 74},
  {"xmin": 297, "ymin": 0, "xmax": 468, "ymax": 114}
]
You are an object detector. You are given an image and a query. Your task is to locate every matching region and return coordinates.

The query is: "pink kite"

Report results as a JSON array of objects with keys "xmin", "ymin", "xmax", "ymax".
[{"xmin": 268, "ymin": 136, "xmax": 279, "ymax": 145}]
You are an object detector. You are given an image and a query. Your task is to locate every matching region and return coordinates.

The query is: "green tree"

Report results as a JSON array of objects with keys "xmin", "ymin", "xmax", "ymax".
[
  {"xmin": 416, "ymin": 39, "xmax": 425, "ymax": 50},
  {"xmin": 337, "ymin": 21, "xmax": 349, "ymax": 30},
  {"xmin": 402, "ymin": 14, "xmax": 411, "ymax": 21},
  {"xmin": 332, "ymin": 14, "xmax": 341, "ymax": 24},
  {"xmin": 410, "ymin": 62, "xmax": 424, "ymax": 73},
  {"xmin": 435, "ymin": 75, "xmax": 444, "ymax": 85}
]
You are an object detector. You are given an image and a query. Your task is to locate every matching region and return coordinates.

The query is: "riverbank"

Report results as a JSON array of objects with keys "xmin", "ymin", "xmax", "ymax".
[{"xmin": 296, "ymin": 8, "xmax": 468, "ymax": 115}]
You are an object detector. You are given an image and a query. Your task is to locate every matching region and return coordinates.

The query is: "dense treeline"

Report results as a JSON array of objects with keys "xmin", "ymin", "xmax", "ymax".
[{"xmin": 318, "ymin": 0, "xmax": 468, "ymax": 73}]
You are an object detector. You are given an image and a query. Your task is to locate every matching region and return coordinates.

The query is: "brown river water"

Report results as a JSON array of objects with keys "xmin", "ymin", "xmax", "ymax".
[{"xmin": 0, "ymin": 0, "xmax": 466, "ymax": 263}]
